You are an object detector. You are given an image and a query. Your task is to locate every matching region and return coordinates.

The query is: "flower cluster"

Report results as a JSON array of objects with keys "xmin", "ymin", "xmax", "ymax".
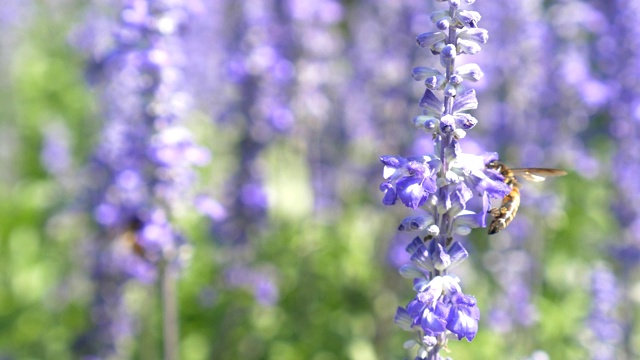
[
  {"xmin": 395, "ymin": 237, "xmax": 479, "ymax": 345},
  {"xmin": 379, "ymin": 0, "xmax": 510, "ymax": 357},
  {"xmin": 584, "ymin": 267, "xmax": 623, "ymax": 360},
  {"xmin": 86, "ymin": 0, "xmax": 207, "ymax": 279},
  {"xmin": 597, "ymin": 1, "xmax": 640, "ymax": 358},
  {"xmin": 74, "ymin": 0, "xmax": 207, "ymax": 357}
]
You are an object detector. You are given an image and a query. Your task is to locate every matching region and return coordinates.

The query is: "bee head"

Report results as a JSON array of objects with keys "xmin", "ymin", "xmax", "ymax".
[{"xmin": 486, "ymin": 161, "xmax": 502, "ymax": 171}]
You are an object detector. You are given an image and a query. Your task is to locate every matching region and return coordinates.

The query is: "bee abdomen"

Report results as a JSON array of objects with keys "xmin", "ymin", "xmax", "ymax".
[{"xmin": 488, "ymin": 187, "xmax": 521, "ymax": 235}]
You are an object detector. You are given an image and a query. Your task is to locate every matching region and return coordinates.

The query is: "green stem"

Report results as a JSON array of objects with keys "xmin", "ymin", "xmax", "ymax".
[{"xmin": 162, "ymin": 262, "xmax": 179, "ymax": 360}]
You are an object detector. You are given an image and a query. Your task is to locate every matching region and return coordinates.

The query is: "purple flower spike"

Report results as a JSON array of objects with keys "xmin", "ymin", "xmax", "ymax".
[
  {"xmin": 75, "ymin": 1, "xmax": 209, "ymax": 357},
  {"xmin": 378, "ymin": 0, "xmax": 501, "ymax": 357}
]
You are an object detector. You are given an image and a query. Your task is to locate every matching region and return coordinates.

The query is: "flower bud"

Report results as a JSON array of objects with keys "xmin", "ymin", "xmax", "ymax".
[
  {"xmin": 430, "ymin": 41, "xmax": 446, "ymax": 55},
  {"xmin": 458, "ymin": 28, "xmax": 489, "ymax": 44},
  {"xmin": 455, "ymin": 63, "xmax": 484, "ymax": 82},
  {"xmin": 454, "ymin": 113, "xmax": 478, "ymax": 130},
  {"xmin": 441, "ymin": 44, "xmax": 457, "ymax": 60},
  {"xmin": 456, "ymin": 10, "xmax": 481, "ymax": 28},
  {"xmin": 457, "ymin": 39, "xmax": 482, "ymax": 55},
  {"xmin": 413, "ymin": 115, "xmax": 439, "ymax": 131},
  {"xmin": 444, "ymin": 83, "xmax": 457, "ymax": 97},
  {"xmin": 426, "ymin": 224, "xmax": 440, "ymax": 237},
  {"xmin": 450, "ymin": 74, "xmax": 463, "ymax": 85},
  {"xmin": 440, "ymin": 114, "xmax": 455, "ymax": 133},
  {"xmin": 437, "ymin": 19, "xmax": 449, "ymax": 31},
  {"xmin": 417, "ymin": 31, "xmax": 446, "ymax": 48},
  {"xmin": 412, "ymin": 66, "xmax": 441, "ymax": 81},
  {"xmin": 429, "ymin": 10, "xmax": 450, "ymax": 23}
]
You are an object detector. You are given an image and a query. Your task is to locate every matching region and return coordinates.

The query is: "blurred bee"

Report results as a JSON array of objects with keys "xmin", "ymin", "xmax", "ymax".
[
  {"xmin": 116, "ymin": 218, "xmax": 146, "ymax": 258},
  {"xmin": 486, "ymin": 161, "xmax": 566, "ymax": 235}
]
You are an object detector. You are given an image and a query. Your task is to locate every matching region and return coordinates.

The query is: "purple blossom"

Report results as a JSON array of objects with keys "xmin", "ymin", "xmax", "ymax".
[
  {"xmin": 379, "ymin": 0, "xmax": 509, "ymax": 357},
  {"xmin": 484, "ymin": 243, "xmax": 539, "ymax": 333},
  {"xmin": 582, "ymin": 267, "xmax": 623, "ymax": 360},
  {"xmin": 380, "ymin": 155, "xmax": 440, "ymax": 209},
  {"xmin": 74, "ymin": 0, "xmax": 207, "ymax": 357},
  {"xmin": 395, "ymin": 240, "xmax": 479, "ymax": 345},
  {"xmin": 606, "ymin": 0, "xmax": 640, "ymax": 268},
  {"xmin": 41, "ymin": 121, "xmax": 73, "ymax": 176},
  {"xmin": 209, "ymin": 0, "xmax": 295, "ymax": 246},
  {"xmin": 446, "ymin": 293, "xmax": 480, "ymax": 341},
  {"xmin": 589, "ymin": 1, "xmax": 640, "ymax": 358}
]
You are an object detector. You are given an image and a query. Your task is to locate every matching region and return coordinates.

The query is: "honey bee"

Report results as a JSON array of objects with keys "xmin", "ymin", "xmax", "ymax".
[
  {"xmin": 116, "ymin": 218, "xmax": 146, "ymax": 258},
  {"xmin": 486, "ymin": 161, "xmax": 566, "ymax": 235}
]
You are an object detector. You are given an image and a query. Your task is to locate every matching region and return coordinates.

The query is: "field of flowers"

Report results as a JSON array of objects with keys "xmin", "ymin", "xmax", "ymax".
[{"xmin": 0, "ymin": 0, "xmax": 636, "ymax": 359}]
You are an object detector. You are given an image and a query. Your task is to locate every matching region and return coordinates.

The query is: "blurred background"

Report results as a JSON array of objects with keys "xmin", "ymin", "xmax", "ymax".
[{"xmin": 0, "ymin": 0, "xmax": 637, "ymax": 359}]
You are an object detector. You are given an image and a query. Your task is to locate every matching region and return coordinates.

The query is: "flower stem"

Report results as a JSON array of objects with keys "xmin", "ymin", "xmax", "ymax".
[{"xmin": 161, "ymin": 262, "xmax": 179, "ymax": 360}]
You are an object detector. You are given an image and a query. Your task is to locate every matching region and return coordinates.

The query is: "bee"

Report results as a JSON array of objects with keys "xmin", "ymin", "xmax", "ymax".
[
  {"xmin": 486, "ymin": 161, "xmax": 566, "ymax": 235},
  {"xmin": 115, "ymin": 217, "xmax": 146, "ymax": 258}
]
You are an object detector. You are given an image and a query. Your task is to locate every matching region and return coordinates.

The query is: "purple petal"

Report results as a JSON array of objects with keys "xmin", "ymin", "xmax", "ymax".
[
  {"xmin": 397, "ymin": 177, "xmax": 429, "ymax": 209},
  {"xmin": 379, "ymin": 155, "xmax": 406, "ymax": 168},
  {"xmin": 380, "ymin": 182, "xmax": 397, "ymax": 206},
  {"xmin": 447, "ymin": 241, "xmax": 469, "ymax": 269},
  {"xmin": 419, "ymin": 89, "xmax": 445, "ymax": 114},
  {"xmin": 452, "ymin": 89, "xmax": 478, "ymax": 113},
  {"xmin": 421, "ymin": 309, "xmax": 448, "ymax": 336},
  {"xmin": 447, "ymin": 306, "xmax": 479, "ymax": 341}
]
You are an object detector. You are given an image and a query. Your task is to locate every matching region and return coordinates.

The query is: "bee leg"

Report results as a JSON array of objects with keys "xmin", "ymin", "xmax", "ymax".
[{"xmin": 488, "ymin": 207, "xmax": 501, "ymax": 217}]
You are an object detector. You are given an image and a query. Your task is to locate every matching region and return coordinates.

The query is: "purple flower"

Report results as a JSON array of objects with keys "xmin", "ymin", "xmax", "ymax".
[
  {"xmin": 395, "ymin": 237, "xmax": 480, "ymax": 351},
  {"xmin": 75, "ymin": 1, "xmax": 207, "ymax": 357},
  {"xmin": 397, "ymin": 276, "xmax": 480, "ymax": 342},
  {"xmin": 379, "ymin": 155, "xmax": 439, "ymax": 209},
  {"xmin": 397, "ymin": 177, "xmax": 435, "ymax": 209},
  {"xmin": 446, "ymin": 293, "xmax": 480, "ymax": 341},
  {"xmin": 583, "ymin": 267, "xmax": 623, "ymax": 360},
  {"xmin": 380, "ymin": 0, "xmax": 497, "ymax": 357},
  {"xmin": 409, "ymin": 238, "xmax": 469, "ymax": 274},
  {"xmin": 451, "ymin": 151, "xmax": 510, "ymax": 198},
  {"xmin": 380, "ymin": 182, "xmax": 398, "ymax": 206},
  {"xmin": 41, "ymin": 122, "xmax": 72, "ymax": 176},
  {"xmin": 419, "ymin": 301, "xmax": 449, "ymax": 337}
]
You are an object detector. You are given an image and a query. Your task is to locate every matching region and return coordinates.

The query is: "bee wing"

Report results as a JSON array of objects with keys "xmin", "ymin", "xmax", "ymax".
[{"xmin": 510, "ymin": 168, "xmax": 567, "ymax": 182}]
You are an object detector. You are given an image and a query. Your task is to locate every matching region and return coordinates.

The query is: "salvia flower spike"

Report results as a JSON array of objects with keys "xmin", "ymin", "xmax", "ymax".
[{"xmin": 378, "ymin": 1, "xmax": 509, "ymax": 358}]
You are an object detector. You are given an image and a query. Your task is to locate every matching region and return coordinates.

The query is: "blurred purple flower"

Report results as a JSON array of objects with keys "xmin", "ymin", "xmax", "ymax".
[
  {"xmin": 583, "ymin": 267, "xmax": 623, "ymax": 360},
  {"xmin": 74, "ymin": 0, "xmax": 208, "ymax": 357},
  {"xmin": 225, "ymin": 265, "xmax": 279, "ymax": 306},
  {"xmin": 483, "ymin": 234, "xmax": 539, "ymax": 333},
  {"xmin": 595, "ymin": 2, "xmax": 640, "ymax": 358},
  {"xmin": 41, "ymin": 121, "xmax": 73, "ymax": 176}
]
